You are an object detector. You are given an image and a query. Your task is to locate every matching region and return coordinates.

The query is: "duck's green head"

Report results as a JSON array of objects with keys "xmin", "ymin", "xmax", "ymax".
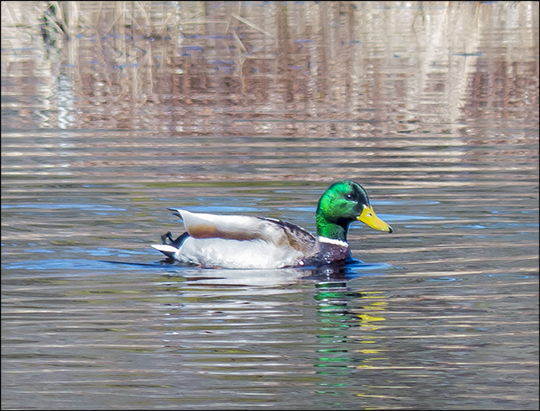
[{"xmin": 316, "ymin": 180, "xmax": 393, "ymax": 241}]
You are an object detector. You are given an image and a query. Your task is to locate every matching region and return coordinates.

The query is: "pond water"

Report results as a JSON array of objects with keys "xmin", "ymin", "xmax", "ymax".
[{"xmin": 2, "ymin": 1, "xmax": 538, "ymax": 409}]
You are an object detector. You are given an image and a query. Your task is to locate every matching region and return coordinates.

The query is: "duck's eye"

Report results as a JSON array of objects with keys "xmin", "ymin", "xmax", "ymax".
[{"xmin": 345, "ymin": 193, "xmax": 354, "ymax": 200}]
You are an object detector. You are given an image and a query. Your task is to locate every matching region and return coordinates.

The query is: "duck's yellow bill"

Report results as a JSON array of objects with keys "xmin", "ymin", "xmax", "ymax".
[{"xmin": 358, "ymin": 205, "xmax": 393, "ymax": 233}]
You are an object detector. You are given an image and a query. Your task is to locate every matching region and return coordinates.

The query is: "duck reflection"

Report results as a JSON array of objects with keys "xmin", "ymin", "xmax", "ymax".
[
  {"xmin": 308, "ymin": 263, "xmax": 389, "ymax": 399},
  {"xmin": 158, "ymin": 259, "xmax": 390, "ymax": 402}
]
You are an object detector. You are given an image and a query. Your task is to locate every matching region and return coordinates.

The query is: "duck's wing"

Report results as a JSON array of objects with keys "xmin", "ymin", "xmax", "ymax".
[
  {"xmin": 257, "ymin": 217, "xmax": 318, "ymax": 255},
  {"xmin": 170, "ymin": 209, "xmax": 317, "ymax": 254}
]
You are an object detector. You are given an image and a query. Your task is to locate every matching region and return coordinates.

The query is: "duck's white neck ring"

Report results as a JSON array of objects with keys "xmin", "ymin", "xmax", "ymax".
[{"xmin": 318, "ymin": 236, "xmax": 348, "ymax": 247}]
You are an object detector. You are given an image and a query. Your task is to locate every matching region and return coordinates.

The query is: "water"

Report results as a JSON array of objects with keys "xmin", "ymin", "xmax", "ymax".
[{"xmin": 2, "ymin": 1, "xmax": 538, "ymax": 409}]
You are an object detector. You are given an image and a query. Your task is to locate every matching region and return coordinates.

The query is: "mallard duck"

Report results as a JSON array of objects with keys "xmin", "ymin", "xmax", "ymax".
[{"xmin": 152, "ymin": 180, "xmax": 393, "ymax": 269}]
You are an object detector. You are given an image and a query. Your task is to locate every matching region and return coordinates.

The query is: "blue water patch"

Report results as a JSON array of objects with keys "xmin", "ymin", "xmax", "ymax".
[
  {"xmin": 483, "ymin": 273, "xmax": 538, "ymax": 280},
  {"xmin": 427, "ymin": 277, "xmax": 463, "ymax": 282},
  {"xmin": 3, "ymin": 258, "xmax": 163, "ymax": 272},
  {"xmin": 86, "ymin": 248, "xmax": 132, "ymax": 257},
  {"xmin": 489, "ymin": 210, "xmax": 538, "ymax": 214},
  {"xmin": 376, "ymin": 200, "xmax": 440, "ymax": 205},
  {"xmin": 460, "ymin": 224, "xmax": 487, "ymax": 229},
  {"xmin": 61, "ymin": 248, "xmax": 150, "ymax": 258},
  {"xmin": 4, "ymin": 259, "xmax": 110, "ymax": 271},
  {"xmin": 383, "ymin": 213, "xmax": 445, "ymax": 221},
  {"xmin": 443, "ymin": 222, "xmax": 539, "ymax": 230},
  {"xmin": 277, "ymin": 206, "xmax": 314, "ymax": 212},
  {"xmin": 348, "ymin": 261, "xmax": 394, "ymax": 271},
  {"xmin": 2, "ymin": 204, "xmax": 125, "ymax": 211}
]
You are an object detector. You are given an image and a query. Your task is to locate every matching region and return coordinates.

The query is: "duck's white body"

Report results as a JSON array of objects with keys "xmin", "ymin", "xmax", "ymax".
[
  {"xmin": 154, "ymin": 237, "xmax": 305, "ymax": 269},
  {"xmin": 152, "ymin": 209, "xmax": 350, "ymax": 269}
]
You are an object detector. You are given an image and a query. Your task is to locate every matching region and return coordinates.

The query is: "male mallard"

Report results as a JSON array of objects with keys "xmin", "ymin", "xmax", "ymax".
[{"xmin": 152, "ymin": 180, "xmax": 393, "ymax": 269}]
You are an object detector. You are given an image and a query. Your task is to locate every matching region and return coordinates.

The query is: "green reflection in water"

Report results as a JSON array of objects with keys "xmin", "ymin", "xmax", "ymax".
[{"xmin": 313, "ymin": 268, "xmax": 390, "ymax": 404}]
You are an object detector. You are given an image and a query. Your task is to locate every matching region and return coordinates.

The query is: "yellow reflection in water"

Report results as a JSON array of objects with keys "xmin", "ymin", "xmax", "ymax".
[{"xmin": 314, "ymin": 274, "xmax": 391, "ymax": 406}]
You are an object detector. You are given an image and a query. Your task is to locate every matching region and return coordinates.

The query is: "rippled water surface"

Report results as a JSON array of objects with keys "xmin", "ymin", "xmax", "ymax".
[{"xmin": 2, "ymin": 1, "xmax": 538, "ymax": 409}]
